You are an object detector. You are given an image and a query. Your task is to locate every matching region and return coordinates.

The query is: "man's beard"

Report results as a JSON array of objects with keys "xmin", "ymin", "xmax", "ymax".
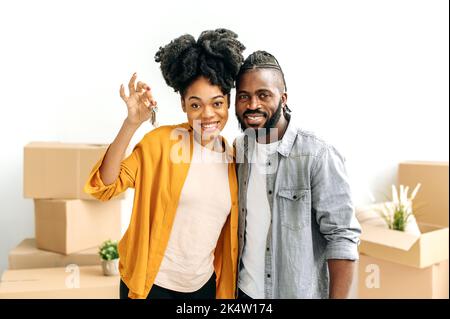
[{"xmin": 236, "ymin": 99, "xmax": 283, "ymax": 136}]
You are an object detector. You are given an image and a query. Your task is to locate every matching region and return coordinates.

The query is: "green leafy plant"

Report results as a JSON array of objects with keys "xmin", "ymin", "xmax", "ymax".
[
  {"xmin": 383, "ymin": 202, "xmax": 410, "ymax": 231},
  {"xmin": 381, "ymin": 183, "xmax": 421, "ymax": 231},
  {"xmin": 98, "ymin": 240, "xmax": 119, "ymax": 261}
]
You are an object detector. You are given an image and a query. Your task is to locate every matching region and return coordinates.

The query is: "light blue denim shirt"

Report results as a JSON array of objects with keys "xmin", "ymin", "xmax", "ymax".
[{"xmin": 235, "ymin": 117, "xmax": 361, "ymax": 299}]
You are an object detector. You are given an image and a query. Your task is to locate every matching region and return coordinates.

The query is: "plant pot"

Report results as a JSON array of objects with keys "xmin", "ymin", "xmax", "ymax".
[{"xmin": 101, "ymin": 258, "xmax": 119, "ymax": 276}]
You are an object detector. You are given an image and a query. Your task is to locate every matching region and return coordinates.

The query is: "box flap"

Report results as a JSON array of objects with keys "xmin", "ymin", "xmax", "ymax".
[
  {"xmin": 360, "ymin": 223, "xmax": 420, "ymax": 251},
  {"xmin": 399, "ymin": 161, "xmax": 449, "ymax": 227}
]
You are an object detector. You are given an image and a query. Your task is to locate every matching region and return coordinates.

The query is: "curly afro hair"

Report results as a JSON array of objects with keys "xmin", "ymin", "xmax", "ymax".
[{"xmin": 154, "ymin": 28, "xmax": 245, "ymax": 96}]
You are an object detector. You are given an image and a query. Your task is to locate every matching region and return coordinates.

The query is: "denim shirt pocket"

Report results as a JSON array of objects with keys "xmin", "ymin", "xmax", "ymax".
[{"xmin": 277, "ymin": 188, "xmax": 311, "ymax": 231}]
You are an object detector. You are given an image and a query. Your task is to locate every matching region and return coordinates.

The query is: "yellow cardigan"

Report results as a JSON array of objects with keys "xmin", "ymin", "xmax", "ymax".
[{"xmin": 84, "ymin": 123, "xmax": 238, "ymax": 299}]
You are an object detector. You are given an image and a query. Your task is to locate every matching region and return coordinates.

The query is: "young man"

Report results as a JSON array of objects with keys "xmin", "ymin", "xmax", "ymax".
[{"xmin": 234, "ymin": 51, "xmax": 361, "ymax": 299}]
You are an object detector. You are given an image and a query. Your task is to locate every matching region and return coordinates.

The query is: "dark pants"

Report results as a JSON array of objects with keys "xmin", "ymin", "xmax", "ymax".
[
  {"xmin": 120, "ymin": 273, "xmax": 216, "ymax": 299},
  {"xmin": 237, "ymin": 288, "xmax": 253, "ymax": 300}
]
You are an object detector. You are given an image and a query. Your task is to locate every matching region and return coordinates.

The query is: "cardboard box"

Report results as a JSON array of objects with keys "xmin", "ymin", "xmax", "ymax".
[
  {"xmin": 356, "ymin": 161, "xmax": 449, "ymax": 298},
  {"xmin": 9, "ymin": 238, "xmax": 101, "ymax": 270},
  {"xmin": 358, "ymin": 161, "xmax": 449, "ymax": 268},
  {"xmin": 358, "ymin": 254, "xmax": 449, "ymax": 299},
  {"xmin": 359, "ymin": 223, "xmax": 449, "ymax": 268},
  {"xmin": 24, "ymin": 142, "xmax": 124, "ymax": 200},
  {"xmin": 0, "ymin": 266, "xmax": 119, "ymax": 299},
  {"xmin": 35, "ymin": 199, "xmax": 121, "ymax": 255},
  {"xmin": 399, "ymin": 161, "xmax": 449, "ymax": 227}
]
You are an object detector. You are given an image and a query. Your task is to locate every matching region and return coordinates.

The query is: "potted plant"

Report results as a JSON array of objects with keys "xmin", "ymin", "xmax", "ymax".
[
  {"xmin": 98, "ymin": 239, "xmax": 119, "ymax": 276},
  {"xmin": 355, "ymin": 183, "xmax": 424, "ymax": 236},
  {"xmin": 380, "ymin": 183, "xmax": 422, "ymax": 234}
]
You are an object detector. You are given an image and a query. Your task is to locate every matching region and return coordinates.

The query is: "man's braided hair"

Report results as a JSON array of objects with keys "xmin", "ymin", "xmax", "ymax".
[
  {"xmin": 155, "ymin": 28, "xmax": 246, "ymax": 96},
  {"xmin": 238, "ymin": 50, "xmax": 287, "ymax": 91}
]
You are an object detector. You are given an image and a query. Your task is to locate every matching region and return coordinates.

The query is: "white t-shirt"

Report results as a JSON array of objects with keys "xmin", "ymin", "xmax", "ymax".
[
  {"xmin": 238, "ymin": 140, "xmax": 280, "ymax": 299},
  {"xmin": 154, "ymin": 139, "xmax": 231, "ymax": 292}
]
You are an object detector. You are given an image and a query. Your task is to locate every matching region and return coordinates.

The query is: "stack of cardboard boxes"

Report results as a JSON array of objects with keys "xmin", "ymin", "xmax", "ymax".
[
  {"xmin": 357, "ymin": 161, "xmax": 449, "ymax": 298},
  {"xmin": 0, "ymin": 142, "xmax": 123, "ymax": 298}
]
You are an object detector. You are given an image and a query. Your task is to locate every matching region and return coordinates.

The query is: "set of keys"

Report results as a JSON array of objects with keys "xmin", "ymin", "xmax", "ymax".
[{"xmin": 150, "ymin": 106, "xmax": 159, "ymax": 127}]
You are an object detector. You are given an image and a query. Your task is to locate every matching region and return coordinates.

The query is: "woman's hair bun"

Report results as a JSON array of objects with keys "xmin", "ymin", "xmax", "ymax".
[{"xmin": 155, "ymin": 28, "xmax": 245, "ymax": 95}]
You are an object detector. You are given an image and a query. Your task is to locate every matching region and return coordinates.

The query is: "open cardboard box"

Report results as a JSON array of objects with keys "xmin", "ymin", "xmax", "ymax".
[
  {"xmin": 24, "ymin": 142, "xmax": 125, "ymax": 200},
  {"xmin": 0, "ymin": 266, "xmax": 119, "ymax": 299},
  {"xmin": 357, "ymin": 161, "xmax": 449, "ymax": 298},
  {"xmin": 359, "ymin": 161, "xmax": 449, "ymax": 267},
  {"xmin": 359, "ymin": 223, "xmax": 449, "ymax": 268}
]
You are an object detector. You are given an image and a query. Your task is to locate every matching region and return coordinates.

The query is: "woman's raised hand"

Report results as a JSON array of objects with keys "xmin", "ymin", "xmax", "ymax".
[{"xmin": 120, "ymin": 73, "xmax": 158, "ymax": 126}]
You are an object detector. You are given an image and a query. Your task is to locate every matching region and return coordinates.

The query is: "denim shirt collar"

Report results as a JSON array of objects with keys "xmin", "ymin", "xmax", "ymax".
[{"xmin": 277, "ymin": 117, "xmax": 298, "ymax": 157}]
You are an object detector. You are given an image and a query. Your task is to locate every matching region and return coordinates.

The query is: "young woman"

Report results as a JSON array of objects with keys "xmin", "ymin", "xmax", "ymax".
[{"xmin": 84, "ymin": 29, "xmax": 245, "ymax": 299}]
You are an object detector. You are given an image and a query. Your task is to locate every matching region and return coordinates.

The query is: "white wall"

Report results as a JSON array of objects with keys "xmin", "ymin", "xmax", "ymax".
[{"xmin": 0, "ymin": 0, "xmax": 448, "ymax": 279}]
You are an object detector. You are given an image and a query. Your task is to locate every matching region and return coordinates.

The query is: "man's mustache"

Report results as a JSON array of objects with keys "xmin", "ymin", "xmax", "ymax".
[{"xmin": 242, "ymin": 110, "xmax": 268, "ymax": 117}]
